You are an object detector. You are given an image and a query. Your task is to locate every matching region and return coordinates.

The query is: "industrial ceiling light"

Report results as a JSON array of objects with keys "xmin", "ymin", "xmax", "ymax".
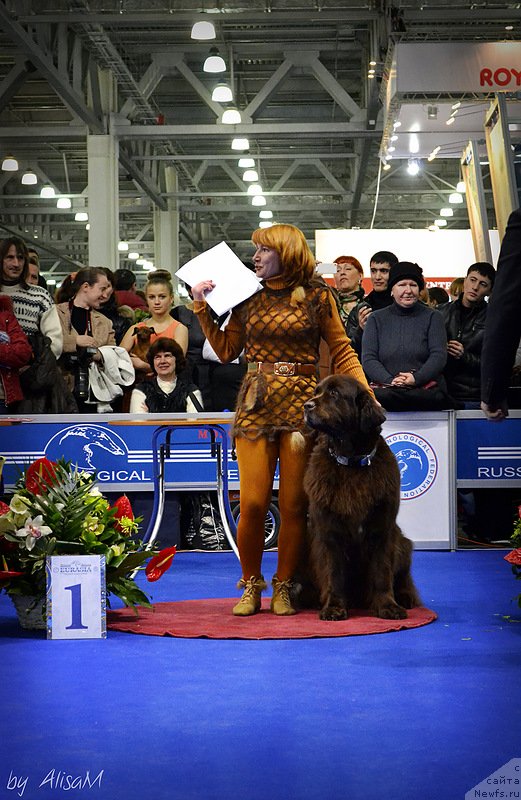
[
  {"xmin": 440, "ymin": 207, "xmax": 454, "ymax": 217},
  {"xmin": 190, "ymin": 20, "xmax": 216, "ymax": 40},
  {"xmin": 242, "ymin": 169, "xmax": 258, "ymax": 182},
  {"xmin": 247, "ymin": 183, "xmax": 263, "ymax": 196},
  {"xmin": 2, "ymin": 155, "xmax": 18, "ymax": 171},
  {"xmin": 238, "ymin": 157, "xmax": 255, "ymax": 168},
  {"xmin": 203, "ymin": 48, "xmax": 226, "ymax": 73},
  {"xmin": 427, "ymin": 105, "xmax": 438, "ymax": 119},
  {"xmin": 251, "ymin": 195, "xmax": 266, "ymax": 206},
  {"xmin": 74, "ymin": 211, "xmax": 89, "ymax": 222},
  {"xmin": 221, "ymin": 108, "xmax": 242, "ymax": 124},
  {"xmin": 21, "ymin": 170, "xmax": 37, "ymax": 185},
  {"xmin": 231, "ymin": 137, "xmax": 249, "ymax": 150},
  {"xmin": 211, "ymin": 83, "xmax": 233, "ymax": 102},
  {"xmin": 383, "ymin": 162, "xmax": 391, "ymax": 171},
  {"xmin": 118, "ymin": 241, "xmax": 129, "ymax": 251},
  {"xmin": 435, "ymin": 218, "xmax": 448, "ymax": 227},
  {"xmin": 449, "ymin": 192, "xmax": 464, "ymax": 204},
  {"xmin": 407, "ymin": 159, "xmax": 420, "ymax": 176},
  {"xmin": 259, "ymin": 221, "xmax": 272, "ymax": 228},
  {"xmin": 128, "ymin": 251, "xmax": 139, "ymax": 260},
  {"xmin": 56, "ymin": 197, "xmax": 71, "ymax": 209},
  {"xmin": 40, "ymin": 185, "xmax": 55, "ymax": 198},
  {"xmin": 456, "ymin": 180, "xmax": 466, "ymax": 193},
  {"xmin": 259, "ymin": 209, "xmax": 273, "ymax": 219}
]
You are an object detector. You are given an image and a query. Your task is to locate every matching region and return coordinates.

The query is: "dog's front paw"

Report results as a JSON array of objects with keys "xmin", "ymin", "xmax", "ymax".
[
  {"xmin": 375, "ymin": 603, "xmax": 407, "ymax": 620},
  {"xmin": 319, "ymin": 605, "xmax": 348, "ymax": 621}
]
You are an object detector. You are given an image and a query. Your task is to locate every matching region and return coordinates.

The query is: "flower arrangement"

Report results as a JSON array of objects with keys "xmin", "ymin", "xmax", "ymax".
[
  {"xmin": 0, "ymin": 457, "xmax": 175, "ymax": 611},
  {"xmin": 504, "ymin": 504, "xmax": 521, "ymax": 608}
]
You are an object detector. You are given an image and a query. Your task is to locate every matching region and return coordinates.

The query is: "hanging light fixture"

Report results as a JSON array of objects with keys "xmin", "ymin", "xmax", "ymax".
[
  {"xmin": 449, "ymin": 192, "xmax": 464, "ymax": 204},
  {"xmin": 203, "ymin": 48, "xmax": 226, "ymax": 73},
  {"xmin": 435, "ymin": 218, "xmax": 448, "ymax": 227},
  {"xmin": 407, "ymin": 159, "xmax": 420, "ymax": 176},
  {"xmin": 259, "ymin": 221, "xmax": 272, "ymax": 229},
  {"xmin": 251, "ymin": 195, "xmax": 266, "ymax": 206},
  {"xmin": 247, "ymin": 183, "xmax": 263, "ymax": 196},
  {"xmin": 21, "ymin": 170, "xmax": 37, "ymax": 185},
  {"xmin": 190, "ymin": 20, "xmax": 216, "ymax": 40},
  {"xmin": 128, "ymin": 251, "xmax": 140, "ymax": 260},
  {"xmin": 40, "ymin": 185, "xmax": 55, "ymax": 198},
  {"xmin": 221, "ymin": 108, "xmax": 242, "ymax": 124},
  {"xmin": 2, "ymin": 155, "xmax": 18, "ymax": 171},
  {"xmin": 118, "ymin": 241, "xmax": 129, "ymax": 252},
  {"xmin": 242, "ymin": 169, "xmax": 258, "ymax": 182},
  {"xmin": 259, "ymin": 210, "xmax": 273, "ymax": 219},
  {"xmin": 456, "ymin": 180, "xmax": 466, "ymax": 193},
  {"xmin": 74, "ymin": 211, "xmax": 89, "ymax": 222},
  {"xmin": 56, "ymin": 197, "xmax": 72, "ymax": 209},
  {"xmin": 238, "ymin": 157, "xmax": 255, "ymax": 168},
  {"xmin": 440, "ymin": 207, "xmax": 454, "ymax": 217},
  {"xmin": 211, "ymin": 83, "xmax": 233, "ymax": 102},
  {"xmin": 231, "ymin": 138, "xmax": 249, "ymax": 151}
]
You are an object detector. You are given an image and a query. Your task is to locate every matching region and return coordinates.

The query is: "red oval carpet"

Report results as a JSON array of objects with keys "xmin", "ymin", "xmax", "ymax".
[{"xmin": 107, "ymin": 598, "xmax": 437, "ymax": 639}]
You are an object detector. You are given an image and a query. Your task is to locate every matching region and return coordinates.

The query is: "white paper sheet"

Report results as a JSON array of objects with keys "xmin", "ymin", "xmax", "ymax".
[{"xmin": 175, "ymin": 241, "xmax": 263, "ymax": 316}]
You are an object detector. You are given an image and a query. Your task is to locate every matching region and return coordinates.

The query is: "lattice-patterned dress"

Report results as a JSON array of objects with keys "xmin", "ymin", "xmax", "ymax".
[{"xmin": 194, "ymin": 277, "xmax": 372, "ymax": 440}]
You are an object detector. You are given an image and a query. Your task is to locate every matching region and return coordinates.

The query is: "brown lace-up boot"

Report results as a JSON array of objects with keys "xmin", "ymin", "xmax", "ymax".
[
  {"xmin": 270, "ymin": 574, "xmax": 297, "ymax": 616},
  {"xmin": 232, "ymin": 575, "xmax": 267, "ymax": 616}
]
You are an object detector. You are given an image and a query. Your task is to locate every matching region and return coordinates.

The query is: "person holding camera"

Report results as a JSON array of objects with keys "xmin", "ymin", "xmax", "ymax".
[{"xmin": 41, "ymin": 267, "xmax": 118, "ymax": 410}]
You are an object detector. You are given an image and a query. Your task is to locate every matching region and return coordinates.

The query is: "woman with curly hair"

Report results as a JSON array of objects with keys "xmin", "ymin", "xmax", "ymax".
[{"xmin": 192, "ymin": 223, "xmax": 374, "ymax": 617}]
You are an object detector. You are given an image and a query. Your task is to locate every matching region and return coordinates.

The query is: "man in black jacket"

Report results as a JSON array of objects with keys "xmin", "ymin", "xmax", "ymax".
[
  {"xmin": 481, "ymin": 208, "xmax": 521, "ymax": 420},
  {"xmin": 346, "ymin": 250, "xmax": 398, "ymax": 356},
  {"xmin": 438, "ymin": 262, "xmax": 495, "ymax": 408}
]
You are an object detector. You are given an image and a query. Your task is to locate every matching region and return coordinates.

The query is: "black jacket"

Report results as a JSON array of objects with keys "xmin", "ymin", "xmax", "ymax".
[
  {"xmin": 438, "ymin": 297, "xmax": 488, "ymax": 402},
  {"xmin": 134, "ymin": 375, "xmax": 203, "ymax": 413}
]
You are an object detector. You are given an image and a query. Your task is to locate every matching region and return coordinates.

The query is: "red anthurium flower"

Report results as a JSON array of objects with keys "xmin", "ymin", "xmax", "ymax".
[
  {"xmin": 25, "ymin": 458, "xmax": 58, "ymax": 495},
  {"xmin": 145, "ymin": 546, "xmax": 176, "ymax": 582},
  {"xmin": 0, "ymin": 500, "xmax": 10, "ymax": 515},
  {"xmin": 0, "ymin": 569, "xmax": 24, "ymax": 584},
  {"xmin": 111, "ymin": 495, "xmax": 134, "ymax": 533},
  {"xmin": 504, "ymin": 548, "xmax": 521, "ymax": 567}
]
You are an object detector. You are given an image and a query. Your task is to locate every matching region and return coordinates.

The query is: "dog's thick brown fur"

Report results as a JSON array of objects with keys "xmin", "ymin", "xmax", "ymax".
[
  {"xmin": 131, "ymin": 325, "xmax": 155, "ymax": 362},
  {"xmin": 302, "ymin": 374, "xmax": 421, "ymax": 621}
]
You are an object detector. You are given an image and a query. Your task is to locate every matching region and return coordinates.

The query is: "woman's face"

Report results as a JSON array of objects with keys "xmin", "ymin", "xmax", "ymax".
[
  {"xmin": 146, "ymin": 283, "xmax": 172, "ymax": 316},
  {"xmin": 334, "ymin": 262, "xmax": 361, "ymax": 294},
  {"xmin": 82, "ymin": 275, "xmax": 112, "ymax": 309},
  {"xmin": 252, "ymin": 244, "xmax": 281, "ymax": 281},
  {"xmin": 391, "ymin": 279, "xmax": 420, "ymax": 309},
  {"xmin": 153, "ymin": 350, "xmax": 176, "ymax": 380},
  {"xmin": 2, "ymin": 244, "xmax": 25, "ymax": 282}
]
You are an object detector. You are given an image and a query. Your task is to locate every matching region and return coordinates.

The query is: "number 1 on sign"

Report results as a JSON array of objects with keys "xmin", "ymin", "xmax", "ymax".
[{"xmin": 64, "ymin": 583, "xmax": 88, "ymax": 630}]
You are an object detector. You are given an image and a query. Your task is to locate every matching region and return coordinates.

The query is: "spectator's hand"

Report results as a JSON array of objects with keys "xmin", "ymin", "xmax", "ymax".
[
  {"xmin": 358, "ymin": 306, "xmax": 372, "ymax": 330},
  {"xmin": 130, "ymin": 354, "xmax": 150, "ymax": 371},
  {"xmin": 76, "ymin": 334, "xmax": 97, "ymax": 348},
  {"xmin": 481, "ymin": 400, "xmax": 508, "ymax": 421},
  {"xmin": 391, "ymin": 372, "xmax": 415, "ymax": 387},
  {"xmin": 447, "ymin": 339, "xmax": 464, "ymax": 359},
  {"xmin": 192, "ymin": 280, "xmax": 216, "ymax": 302}
]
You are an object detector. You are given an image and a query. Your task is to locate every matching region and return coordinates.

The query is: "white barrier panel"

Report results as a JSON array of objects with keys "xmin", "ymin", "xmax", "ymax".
[{"xmin": 383, "ymin": 413, "xmax": 453, "ymax": 550}]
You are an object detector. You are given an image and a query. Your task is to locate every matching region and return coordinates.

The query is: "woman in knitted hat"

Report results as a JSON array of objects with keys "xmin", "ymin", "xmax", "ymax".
[
  {"xmin": 362, "ymin": 261, "xmax": 451, "ymax": 411},
  {"xmin": 191, "ymin": 223, "xmax": 375, "ymax": 617}
]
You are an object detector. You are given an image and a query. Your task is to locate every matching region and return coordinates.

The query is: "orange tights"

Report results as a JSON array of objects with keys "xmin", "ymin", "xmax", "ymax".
[{"xmin": 235, "ymin": 433, "xmax": 312, "ymax": 581}]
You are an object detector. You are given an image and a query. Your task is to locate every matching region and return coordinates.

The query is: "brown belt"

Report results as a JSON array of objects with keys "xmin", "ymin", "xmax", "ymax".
[{"xmin": 247, "ymin": 361, "xmax": 316, "ymax": 377}]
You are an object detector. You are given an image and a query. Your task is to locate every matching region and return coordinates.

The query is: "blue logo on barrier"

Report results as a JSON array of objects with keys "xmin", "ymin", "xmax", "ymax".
[
  {"xmin": 45, "ymin": 425, "xmax": 127, "ymax": 471},
  {"xmin": 385, "ymin": 432, "xmax": 438, "ymax": 499}
]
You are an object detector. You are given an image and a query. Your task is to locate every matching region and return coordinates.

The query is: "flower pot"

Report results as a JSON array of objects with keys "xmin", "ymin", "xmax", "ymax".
[{"xmin": 10, "ymin": 594, "xmax": 47, "ymax": 630}]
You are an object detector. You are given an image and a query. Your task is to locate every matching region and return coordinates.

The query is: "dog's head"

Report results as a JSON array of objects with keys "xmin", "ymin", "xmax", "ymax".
[
  {"xmin": 133, "ymin": 325, "xmax": 155, "ymax": 342},
  {"xmin": 304, "ymin": 375, "xmax": 386, "ymax": 449}
]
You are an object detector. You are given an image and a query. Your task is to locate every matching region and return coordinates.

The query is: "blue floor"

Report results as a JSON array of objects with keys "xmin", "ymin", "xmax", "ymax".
[{"xmin": 1, "ymin": 549, "xmax": 520, "ymax": 800}]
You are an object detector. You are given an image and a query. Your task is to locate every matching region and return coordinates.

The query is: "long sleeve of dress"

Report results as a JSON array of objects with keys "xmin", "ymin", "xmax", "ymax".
[{"xmin": 193, "ymin": 302, "xmax": 245, "ymax": 363}]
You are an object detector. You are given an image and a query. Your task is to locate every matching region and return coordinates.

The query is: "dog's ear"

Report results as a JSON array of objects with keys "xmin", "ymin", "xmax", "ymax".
[
  {"xmin": 132, "ymin": 327, "xmax": 139, "ymax": 336},
  {"xmin": 358, "ymin": 390, "xmax": 386, "ymax": 433},
  {"xmin": 149, "ymin": 327, "xmax": 155, "ymax": 334}
]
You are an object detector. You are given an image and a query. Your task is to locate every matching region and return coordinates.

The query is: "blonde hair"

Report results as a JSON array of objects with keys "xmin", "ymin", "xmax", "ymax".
[{"xmin": 251, "ymin": 223, "xmax": 316, "ymax": 289}]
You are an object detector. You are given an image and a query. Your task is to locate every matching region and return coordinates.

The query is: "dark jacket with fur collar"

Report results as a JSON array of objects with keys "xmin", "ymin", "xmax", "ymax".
[{"xmin": 0, "ymin": 295, "xmax": 33, "ymax": 406}]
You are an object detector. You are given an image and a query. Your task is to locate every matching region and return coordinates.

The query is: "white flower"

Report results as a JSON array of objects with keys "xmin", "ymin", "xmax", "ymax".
[
  {"xmin": 10, "ymin": 494, "xmax": 31, "ymax": 515},
  {"xmin": 15, "ymin": 516, "xmax": 52, "ymax": 551},
  {"xmin": 88, "ymin": 486, "xmax": 102, "ymax": 498}
]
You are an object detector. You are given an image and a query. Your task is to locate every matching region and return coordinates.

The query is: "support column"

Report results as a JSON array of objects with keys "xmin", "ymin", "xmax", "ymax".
[
  {"xmin": 154, "ymin": 166, "xmax": 179, "ymax": 287},
  {"xmin": 87, "ymin": 134, "xmax": 118, "ymax": 271}
]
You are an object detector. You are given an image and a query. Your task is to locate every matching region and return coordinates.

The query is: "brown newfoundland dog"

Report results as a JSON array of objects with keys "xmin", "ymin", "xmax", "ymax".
[{"xmin": 302, "ymin": 374, "xmax": 420, "ymax": 621}]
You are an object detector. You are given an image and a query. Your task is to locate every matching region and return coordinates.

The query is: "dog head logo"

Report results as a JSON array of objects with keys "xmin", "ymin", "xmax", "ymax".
[
  {"xmin": 385, "ymin": 432, "xmax": 438, "ymax": 500},
  {"xmin": 45, "ymin": 425, "xmax": 127, "ymax": 471}
]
